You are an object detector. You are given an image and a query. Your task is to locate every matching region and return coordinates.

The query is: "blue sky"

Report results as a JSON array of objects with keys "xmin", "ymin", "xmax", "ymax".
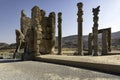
[{"xmin": 0, "ymin": 0, "xmax": 120, "ymax": 44}]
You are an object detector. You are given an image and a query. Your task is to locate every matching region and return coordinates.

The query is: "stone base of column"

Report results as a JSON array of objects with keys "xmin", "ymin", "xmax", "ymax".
[
  {"xmin": 77, "ymin": 52, "xmax": 84, "ymax": 56},
  {"xmin": 92, "ymin": 52, "xmax": 101, "ymax": 56},
  {"xmin": 22, "ymin": 52, "xmax": 36, "ymax": 60},
  {"xmin": 58, "ymin": 53, "xmax": 62, "ymax": 55}
]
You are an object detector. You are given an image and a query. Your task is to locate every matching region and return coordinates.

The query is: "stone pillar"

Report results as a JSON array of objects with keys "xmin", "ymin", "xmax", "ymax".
[
  {"xmin": 102, "ymin": 30, "xmax": 108, "ymax": 55},
  {"xmin": 31, "ymin": 6, "xmax": 42, "ymax": 56},
  {"xmin": 34, "ymin": 20, "xmax": 42, "ymax": 55},
  {"xmin": 108, "ymin": 28, "xmax": 111, "ymax": 52},
  {"xmin": 77, "ymin": 2, "xmax": 83, "ymax": 55},
  {"xmin": 21, "ymin": 10, "xmax": 26, "ymax": 35},
  {"xmin": 49, "ymin": 12, "xmax": 56, "ymax": 54},
  {"xmin": 58, "ymin": 12, "xmax": 62, "ymax": 55},
  {"xmin": 20, "ymin": 10, "xmax": 31, "ymax": 36},
  {"xmin": 92, "ymin": 6, "xmax": 100, "ymax": 56},
  {"xmin": 88, "ymin": 33, "xmax": 93, "ymax": 55}
]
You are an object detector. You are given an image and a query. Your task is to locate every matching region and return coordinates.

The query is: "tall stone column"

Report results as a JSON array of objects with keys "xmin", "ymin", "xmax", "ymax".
[
  {"xmin": 20, "ymin": 10, "xmax": 31, "ymax": 36},
  {"xmin": 102, "ymin": 30, "xmax": 108, "ymax": 55},
  {"xmin": 49, "ymin": 12, "xmax": 56, "ymax": 54},
  {"xmin": 92, "ymin": 6, "xmax": 100, "ymax": 56},
  {"xmin": 88, "ymin": 33, "xmax": 93, "ymax": 55},
  {"xmin": 77, "ymin": 2, "xmax": 83, "ymax": 55},
  {"xmin": 58, "ymin": 12, "xmax": 62, "ymax": 55},
  {"xmin": 31, "ymin": 6, "xmax": 42, "ymax": 56},
  {"xmin": 108, "ymin": 28, "xmax": 111, "ymax": 52}
]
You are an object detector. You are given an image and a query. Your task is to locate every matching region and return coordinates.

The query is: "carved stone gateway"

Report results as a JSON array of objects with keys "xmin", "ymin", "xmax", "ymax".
[
  {"xmin": 88, "ymin": 28, "xmax": 112, "ymax": 55},
  {"xmin": 77, "ymin": 2, "xmax": 83, "ymax": 55},
  {"xmin": 100, "ymin": 28, "xmax": 111, "ymax": 55},
  {"xmin": 15, "ymin": 6, "xmax": 56, "ymax": 60},
  {"xmin": 102, "ymin": 30, "xmax": 108, "ymax": 54}
]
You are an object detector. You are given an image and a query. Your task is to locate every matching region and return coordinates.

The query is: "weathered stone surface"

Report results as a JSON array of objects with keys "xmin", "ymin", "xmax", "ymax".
[
  {"xmin": 24, "ymin": 28, "xmax": 34, "ymax": 55},
  {"xmin": 13, "ymin": 29, "xmax": 25, "ymax": 59},
  {"xmin": 58, "ymin": 12, "xmax": 62, "ymax": 55},
  {"xmin": 88, "ymin": 28, "xmax": 112, "ymax": 55},
  {"xmin": 88, "ymin": 33, "xmax": 93, "ymax": 55},
  {"xmin": 108, "ymin": 28, "xmax": 112, "ymax": 52},
  {"xmin": 39, "ymin": 12, "xmax": 56, "ymax": 54},
  {"xmin": 31, "ymin": 6, "xmax": 42, "ymax": 55},
  {"xmin": 20, "ymin": 10, "xmax": 31, "ymax": 36},
  {"xmin": 77, "ymin": 2, "xmax": 83, "ymax": 55},
  {"xmin": 102, "ymin": 30, "xmax": 108, "ymax": 55},
  {"xmin": 15, "ymin": 29, "xmax": 25, "ymax": 53}
]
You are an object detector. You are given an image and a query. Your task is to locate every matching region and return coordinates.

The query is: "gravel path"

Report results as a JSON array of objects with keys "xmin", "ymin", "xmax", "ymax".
[{"xmin": 0, "ymin": 61, "xmax": 119, "ymax": 80}]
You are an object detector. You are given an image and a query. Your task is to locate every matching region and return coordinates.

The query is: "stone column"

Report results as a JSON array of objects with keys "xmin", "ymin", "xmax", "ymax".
[
  {"xmin": 21, "ymin": 10, "xmax": 26, "ymax": 35},
  {"xmin": 58, "ymin": 12, "xmax": 62, "ymax": 55},
  {"xmin": 20, "ymin": 10, "xmax": 31, "ymax": 36},
  {"xmin": 77, "ymin": 2, "xmax": 83, "ymax": 55},
  {"xmin": 92, "ymin": 6, "xmax": 100, "ymax": 56},
  {"xmin": 34, "ymin": 20, "xmax": 42, "ymax": 55},
  {"xmin": 88, "ymin": 33, "xmax": 93, "ymax": 55},
  {"xmin": 102, "ymin": 30, "xmax": 108, "ymax": 55},
  {"xmin": 31, "ymin": 6, "xmax": 42, "ymax": 56},
  {"xmin": 49, "ymin": 12, "xmax": 56, "ymax": 54},
  {"xmin": 108, "ymin": 28, "xmax": 111, "ymax": 52}
]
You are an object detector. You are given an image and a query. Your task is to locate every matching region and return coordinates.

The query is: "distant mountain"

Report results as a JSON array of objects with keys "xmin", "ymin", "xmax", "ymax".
[
  {"xmin": 0, "ymin": 43, "xmax": 9, "ymax": 49},
  {"xmin": 56, "ymin": 31, "xmax": 120, "ymax": 48},
  {"xmin": 56, "ymin": 35, "xmax": 88, "ymax": 48},
  {"xmin": 0, "ymin": 43, "xmax": 16, "ymax": 49},
  {"xmin": 0, "ymin": 31, "xmax": 120, "ymax": 49},
  {"xmin": 111, "ymin": 31, "xmax": 120, "ymax": 39}
]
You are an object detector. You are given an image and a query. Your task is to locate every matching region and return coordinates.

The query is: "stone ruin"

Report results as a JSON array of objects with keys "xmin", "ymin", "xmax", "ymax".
[
  {"xmin": 15, "ymin": 6, "xmax": 56, "ymax": 59},
  {"xmin": 76, "ymin": 3, "xmax": 112, "ymax": 56},
  {"xmin": 88, "ymin": 28, "xmax": 111, "ymax": 55},
  {"xmin": 88, "ymin": 6, "xmax": 112, "ymax": 56},
  {"xmin": 14, "ymin": 2, "xmax": 112, "ymax": 60}
]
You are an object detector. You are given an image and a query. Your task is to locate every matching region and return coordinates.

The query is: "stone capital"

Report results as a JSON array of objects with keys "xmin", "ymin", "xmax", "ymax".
[{"xmin": 77, "ymin": 2, "xmax": 83, "ymax": 9}]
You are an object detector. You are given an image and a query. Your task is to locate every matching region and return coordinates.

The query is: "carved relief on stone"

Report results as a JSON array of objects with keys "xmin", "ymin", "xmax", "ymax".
[{"xmin": 14, "ymin": 29, "xmax": 25, "ymax": 58}]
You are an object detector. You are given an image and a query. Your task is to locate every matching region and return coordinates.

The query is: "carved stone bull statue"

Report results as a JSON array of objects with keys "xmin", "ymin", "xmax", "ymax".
[{"xmin": 13, "ymin": 29, "xmax": 25, "ymax": 58}]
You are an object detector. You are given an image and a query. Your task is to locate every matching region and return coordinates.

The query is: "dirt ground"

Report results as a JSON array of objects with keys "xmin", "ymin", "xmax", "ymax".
[
  {"xmin": 0, "ymin": 49, "xmax": 120, "ymax": 64},
  {"xmin": 0, "ymin": 61, "xmax": 120, "ymax": 80}
]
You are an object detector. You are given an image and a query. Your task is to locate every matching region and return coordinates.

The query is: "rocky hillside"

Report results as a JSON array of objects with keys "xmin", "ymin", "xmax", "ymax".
[
  {"xmin": 0, "ymin": 43, "xmax": 9, "ymax": 49},
  {"xmin": 56, "ymin": 31, "xmax": 120, "ymax": 48},
  {"xmin": 112, "ymin": 31, "xmax": 120, "ymax": 39},
  {"xmin": 0, "ymin": 31, "xmax": 120, "ymax": 49},
  {"xmin": 0, "ymin": 43, "xmax": 16, "ymax": 49}
]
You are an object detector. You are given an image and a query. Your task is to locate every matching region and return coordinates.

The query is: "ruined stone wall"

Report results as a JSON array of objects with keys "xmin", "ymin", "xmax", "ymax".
[
  {"xmin": 88, "ymin": 28, "xmax": 112, "ymax": 55},
  {"xmin": 20, "ymin": 6, "xmax": 56, "ymax": 55},
  {"xmin": 20, "ymin": 10, "xmax": 31, "ymax": 36},
  {"xmin": 40, "ymin": 12, "xmax": 56, "ymax": 54}
]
